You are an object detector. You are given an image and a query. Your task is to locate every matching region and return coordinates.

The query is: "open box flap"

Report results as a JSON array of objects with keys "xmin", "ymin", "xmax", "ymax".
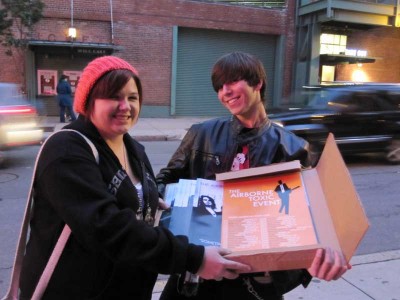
[
  {"xmin": 302, "ymin": 168, "xmax": 341, "ymax": 253},
  {"xmin": 216, "ymin": 160, "xmax": 301, "ymax": 181},
  {"xmin": 315, "ymin": 133, "xmax": 370, "ymax": 262}
]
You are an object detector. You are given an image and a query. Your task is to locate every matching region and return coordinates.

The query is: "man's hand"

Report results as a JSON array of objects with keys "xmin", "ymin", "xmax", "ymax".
[
  {"xmin": 307, "ymin": 248, "xmax": 352, "ymax": 281},
  {"xmin": 196, "ymin": 247, "xmax": 251, "ymax": 280},
  {"xmin": 158, "ymin": 197, "xmax": 170, "ymax": 210}
]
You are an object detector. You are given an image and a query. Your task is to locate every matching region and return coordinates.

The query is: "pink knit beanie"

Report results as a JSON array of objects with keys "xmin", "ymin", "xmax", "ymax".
[{"xmin": 74, "ymin": 56, "xmax": 139, "ymax": 115}]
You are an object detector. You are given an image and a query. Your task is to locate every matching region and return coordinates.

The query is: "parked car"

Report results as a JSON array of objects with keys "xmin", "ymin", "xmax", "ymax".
[
  {"xmin": 268, "ymin": 84, "xmax": 400, "ymax": 163},
  {"xmin": 0, "ymin": 83, "xmax": 44, "ymax": 164}
]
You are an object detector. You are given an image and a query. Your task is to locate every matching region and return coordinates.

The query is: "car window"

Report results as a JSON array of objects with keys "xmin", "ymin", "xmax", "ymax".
[
  {"xmin": 348, "ymin": 93, "xmax": 378, "ymax": 112},
  {"xmin": 307, "ymin": 89, "xmax": 349, "ymax": 109},
  {"xmin": 305, "ymin": 86, "xmax": 400, "ymax": 112},
  {"xmin": 384, "ymin": 92, "xmax": 400, "ymax": 110},
  {"xmin": 283, "ymin": 88, "xmax": 319, "ymax": 107}
]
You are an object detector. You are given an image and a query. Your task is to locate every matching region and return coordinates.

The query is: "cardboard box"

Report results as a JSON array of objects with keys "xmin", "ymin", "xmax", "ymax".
[
  {"xmin": 215, "ymin": 133, "xmax": 370, "ymax": 272},
  {"xmin": 218, "ymin": 161, "xmax": 318, "ymax": 272}
]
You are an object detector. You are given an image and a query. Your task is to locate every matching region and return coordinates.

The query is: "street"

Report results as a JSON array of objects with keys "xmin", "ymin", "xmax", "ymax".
[{"xmin": 0, "ymin": 142, "xmax": 399, "ymax": 295}]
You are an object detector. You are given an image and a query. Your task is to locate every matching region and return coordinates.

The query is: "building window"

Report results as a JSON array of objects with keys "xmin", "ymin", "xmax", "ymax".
[
  {"xmin": 189, "ymin": 0, "xmax": 286, "ymax": 8},
  {"xmin": 320, "ymin": 33, "xmax": 347, "ymax": 55}
]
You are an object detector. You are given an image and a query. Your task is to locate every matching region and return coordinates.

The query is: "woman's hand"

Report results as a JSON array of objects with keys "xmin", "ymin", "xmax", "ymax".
[
  {"xmin": 196, "ymin": 246, "xmax": 251, "ymax": 280},
  {"xmin": 307, "ymin": 248, "xmax": 352, "ymax": 281}
]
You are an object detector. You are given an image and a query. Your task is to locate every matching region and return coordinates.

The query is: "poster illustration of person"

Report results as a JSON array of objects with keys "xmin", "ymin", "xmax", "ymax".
[{"xmin": 274, "ymin": 180, "xmax": 299, "ymax": 215}]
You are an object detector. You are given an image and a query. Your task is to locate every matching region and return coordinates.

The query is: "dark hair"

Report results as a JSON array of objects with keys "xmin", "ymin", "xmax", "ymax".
[
  {"xmin": 85, "ymin": 69, "xmax": 143, "ymax": 117},
  {"xmin": 59, "ymin": 74, "xmax": 68, "ymax": 81},
  {"xmin": 199, "ymin": 195, "xmax": 216, "ymax": 209},
  {"xmin": 211, "ymin": 52, "xmax": 267, "ymax": 101}
]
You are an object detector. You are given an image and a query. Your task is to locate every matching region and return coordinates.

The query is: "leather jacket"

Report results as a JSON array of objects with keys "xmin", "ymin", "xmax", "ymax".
[
  {"xmin": 156, "ymin": 116, "xmax": 314, "ymax": 297},
  {"xmin": 157, "ymin": 116, "xmax": 312, "ymax": 196}
]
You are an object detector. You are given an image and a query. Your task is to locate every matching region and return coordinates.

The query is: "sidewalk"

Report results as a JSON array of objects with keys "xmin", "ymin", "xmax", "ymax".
[
  {"xmin": 40, "ymin": 116, "xmax": 400, "ymax": 300},
  {"xmin": 40, "ymin": 116, "xmax": 211, "ymax": 141},
  {"xmin": 152, "ymin": 250, "xmax": 400, "ymax": 300}
]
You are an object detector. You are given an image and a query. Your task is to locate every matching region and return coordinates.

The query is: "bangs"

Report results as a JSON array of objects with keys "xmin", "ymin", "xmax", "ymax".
[
  {"xmin": 212, "ymin": 63, "xmax": 246, "ymax": 92},
  {"xmin": 90, "ymin": 69, "xmax": 134, "ymax": 100},
  {"xmin": 211, "ymin": 52, "xmax": 264, "ymax": 92}
]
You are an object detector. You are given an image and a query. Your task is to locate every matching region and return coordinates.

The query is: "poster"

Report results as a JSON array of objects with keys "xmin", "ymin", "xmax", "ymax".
[
  {"xmin": 221, "ymin": 171, "xmax": 318, "ymax": 251},
  {"xmin": 160, "ymin": 170, "xmax": 318, "ymax": 250},
  {"xmin": 160, "ymin": 179, "xmax": 222, "ymax": 246},
  {"xmin": 190, "ymin": 179, "xmax": 223, "ymax": 246},
  {"xmin": 37, "ymin": 70, "xmax": 57, "ymax": 95},
  {"xmin": 63, "ymin": 70, "xmax": 82, "ymax": 94}
]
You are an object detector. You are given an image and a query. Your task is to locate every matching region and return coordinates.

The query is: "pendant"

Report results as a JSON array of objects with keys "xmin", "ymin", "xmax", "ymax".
[
  {"xmin": 136, "ymin": 207, "xmax": 143, "ymax": 221},
  {"xmin": 145, "ymin": 206, "xmax": 154, "ymax": 225}
]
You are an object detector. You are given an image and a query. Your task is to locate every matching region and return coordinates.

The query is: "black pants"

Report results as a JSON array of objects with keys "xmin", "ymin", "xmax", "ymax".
[{"xmin": 160, "ymin": 274, "xmax": 283, "ymax": 300}]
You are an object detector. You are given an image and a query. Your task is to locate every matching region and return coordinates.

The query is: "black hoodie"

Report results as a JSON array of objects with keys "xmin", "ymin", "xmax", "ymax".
[{"xmin": 20, "ymin": 116, "xmax": 203, "ymax": 300}]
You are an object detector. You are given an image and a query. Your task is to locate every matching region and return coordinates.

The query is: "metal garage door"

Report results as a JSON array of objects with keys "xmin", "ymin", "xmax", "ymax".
[{"xmin": 174, "ymin": 27, "xmax": 277, "ymax": 116}]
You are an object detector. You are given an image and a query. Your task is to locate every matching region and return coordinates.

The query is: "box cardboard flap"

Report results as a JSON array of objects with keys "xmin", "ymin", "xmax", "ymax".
[
  {"xmin": 216, "ymin": 160, "xmax": 301, "ymax": 181},
  {"xmin": 316, "ymin": 133, "xmax": 369, "ymax": 262},
  {"xmin": 302, "ymin": 168, "xmax": 341, "ymax": 253}
]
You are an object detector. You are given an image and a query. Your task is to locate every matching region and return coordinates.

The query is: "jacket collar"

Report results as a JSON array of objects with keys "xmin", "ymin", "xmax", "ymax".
[
  {"xmin": 230, "ymin": 115, "xmax": 272, "ymax": 144},
  {"xmin": 64, "ymin": 115, "xmax": 103, "ymax": 142}
]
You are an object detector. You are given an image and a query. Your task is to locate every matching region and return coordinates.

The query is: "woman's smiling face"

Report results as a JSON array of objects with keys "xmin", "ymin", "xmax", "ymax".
[{"xmin": 91, "ymin": 77, "xmax": 140, "ymax": 140}]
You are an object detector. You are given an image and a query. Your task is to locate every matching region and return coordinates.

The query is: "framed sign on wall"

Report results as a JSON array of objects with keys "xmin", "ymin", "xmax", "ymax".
[
  {"xmin": 62, "ymin": 70, "xmax": 82, "ymax": 94},
  {"xmin": 37, "ymin": 70, "xmax": 57, "ymax": 95}
]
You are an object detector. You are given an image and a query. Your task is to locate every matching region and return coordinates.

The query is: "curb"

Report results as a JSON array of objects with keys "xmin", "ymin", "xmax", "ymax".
[
  {"xmin": 41, "ymin": 125, "xmax": 55, "ymax": 133},
  {"xmin": 42, "ymin": 131, "xmax": 180, "ymax": 142},
  {"xmin": 40, "ymin": 124, "xmax": 184, "ymax": 142},
  {"xmin": 131, "ymin": 135, "xmax": 182, "ymax": 142},
  {"xmin": 350, "ymin": 249, "xmax": 400, "ymax": 265}
]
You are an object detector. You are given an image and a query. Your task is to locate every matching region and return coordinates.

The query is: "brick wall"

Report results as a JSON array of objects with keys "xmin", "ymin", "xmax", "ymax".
[
  {"xmin": 1, "ymin": 1, "xmax": 399, "ymax": 110},
  {"xmin": 335, "ymin": 27, "xmax": 400, "ymax": 83},
  {"xmin": 0, "ymin": 0, "xmax": 295, "ymax": 107}
]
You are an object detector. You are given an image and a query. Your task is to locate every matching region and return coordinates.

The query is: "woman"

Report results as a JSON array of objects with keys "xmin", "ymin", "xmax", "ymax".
[
  {"xmin": 19, "ymin": 56, "xmax": 250, "ymax": 299},
  {"xmin": 56, "ymin": 74, "xmax": 76, "ymax": 122}
]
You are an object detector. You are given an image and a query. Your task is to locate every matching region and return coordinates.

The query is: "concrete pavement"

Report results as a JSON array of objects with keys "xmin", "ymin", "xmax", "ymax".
[
  {"xmin": 40, "ymin": 116, "xmax": 400, "ymax": 300},
  {"xmin": 40, "ymin": 116, "xmax": 211, "ymax": 141},
  {"xmin": 151, "ymin": 250, "xmax": 400, "ymax": 300}
]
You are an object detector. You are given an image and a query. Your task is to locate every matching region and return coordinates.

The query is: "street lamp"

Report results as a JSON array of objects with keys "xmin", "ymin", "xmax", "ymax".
[
  {"xmin": 68, "ymin": 0, "xmax": 76, "ymax": 40},
  {"xmin": 68, "ymin": 27, "xmax": 76, "ymax": 39}
]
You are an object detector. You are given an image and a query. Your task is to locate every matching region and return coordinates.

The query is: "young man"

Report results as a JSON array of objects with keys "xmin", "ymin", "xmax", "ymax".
[{"xmin": 156, "ymin": 52, "xmax": 349, "ymax": 300}]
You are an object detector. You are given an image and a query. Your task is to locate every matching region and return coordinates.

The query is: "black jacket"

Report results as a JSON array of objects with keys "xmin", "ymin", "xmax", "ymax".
[
  {"xmin": 20, "ymin": 116, "xmax": 204, "ymax": 300},
  {"xmin": 156, "ymin": 116, "xmax": 313, "ymax": 299},
  {"xmin": 157, "ymin": 116, "xmax": 312, "ymax": 193}
]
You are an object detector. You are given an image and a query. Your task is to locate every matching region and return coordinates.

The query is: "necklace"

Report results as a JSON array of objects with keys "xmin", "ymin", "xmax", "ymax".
[
  {"xmin": 123, "ymin": 146, "xmax": 139, "ymax": 185},
  {"xmin": 121, "ymin": 145, "xmax": 154, "ymax": 226},
  {"xmin": 122, "ymin": 144, "xmax": 127, "ymax": 170}
]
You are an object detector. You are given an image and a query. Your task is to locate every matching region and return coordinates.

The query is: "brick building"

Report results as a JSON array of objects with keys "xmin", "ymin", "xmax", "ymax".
[
  {"xmin": 1, "ymin": 0, "xmax": 400, "ymax": 117},
  {"xmin": 295, "ymin": 1, "xmax": 400, "ymax": 89},
  {"xmin": 0, "ymin": 0, "xmax": 297, "ymax": 117}
]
